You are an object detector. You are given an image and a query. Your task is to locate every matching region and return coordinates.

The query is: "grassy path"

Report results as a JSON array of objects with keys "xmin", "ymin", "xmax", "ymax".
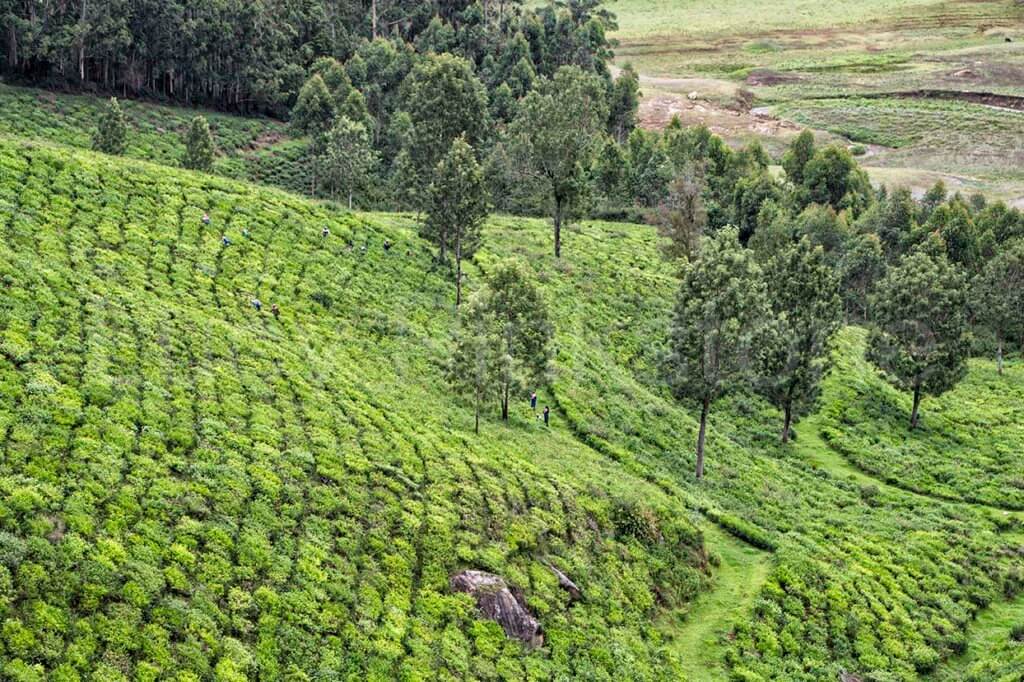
[
  {"xmin": 928, "ymin": 591, "xmax": 1024, "ymax": 680},
  {"xmin": 659, "ymin": 520, "xmax": 773, "ymax": 681}
]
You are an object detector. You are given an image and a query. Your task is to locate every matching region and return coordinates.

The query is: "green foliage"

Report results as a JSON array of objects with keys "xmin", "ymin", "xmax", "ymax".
[
  {"xmin": 511, "ymin": 66, "xmax": 610, "ymax": 257},
  {"xmin": 423, "ymin": 137, "xmax": 489, "ymax": 304},
  {"xmin": 92, "ymin": 98, "xmax": 127, "ymax": 155},
  {"xmin": 319, "ymin": 117, "xmax": 377, "ymax": 207},
  {"xmin": 0, "ymin": 85, "xmax": 311, "ymax": 195},
  {"xmin": 867, "ymin": 250, "xmax": 970, "ymax": 428},
  {"xmin": 757, "ymin": 238, "xmax": 843, "ymax": 441},
  {"xmin": 666, "ymin": 227, "xmax": 768, "ymax": 477},
  {"xmin": 782, "ymin": 130, "xmax": 815, "ymax": 185},
  {"xmin": 972, "ymin": 239, "xmax": 1024, "ymax": 370},
  {"xmin": 0, "ymin": 136, "xmax": 713, "ymax": 680},
  {"xmin": 400, "ymin": 53, "xmax": 490, "ymax": 199},
  {"xmin": 181, "ymin": 116, "xmax": 216, "ymax": 172}
]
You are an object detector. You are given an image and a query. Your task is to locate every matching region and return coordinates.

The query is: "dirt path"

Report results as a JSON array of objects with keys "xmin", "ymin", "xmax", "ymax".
[{"xmin": 659, "ymin": 520, "xmax": 773, "ymax": 681}]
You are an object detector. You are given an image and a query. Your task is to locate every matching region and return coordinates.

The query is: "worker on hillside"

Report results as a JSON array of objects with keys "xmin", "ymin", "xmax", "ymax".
[
  {"xmin": 543, "ymin": 406, "xmax": 550, "ymax": 426},
  {"xmin": 242, "ymin": 227, "xmax": 251, "ymax": 239},
  {"xmin": 322, "ymin": 226, "xmax": 330, "ymax": 239},
  {"xmin": 530, "ymin": 392, "xmax": 538, "ymax": 411},
  {"xmin": 202, "ymin": 212, "xmax": 211, "ymax": 226},
  {"xmin": 383, "ymin": 239, "xmax": 392, "ymax": 252},
  {"xmin": 271, "ymin": 303, "xmax": 280, "ymax": 319},
  {"xmin": 251, "ymin": 298, "xmax": 262, "ymax": 312},
  {"xmin": 222, "ymin": 235, "xmax": 232, "ymax": 247}
]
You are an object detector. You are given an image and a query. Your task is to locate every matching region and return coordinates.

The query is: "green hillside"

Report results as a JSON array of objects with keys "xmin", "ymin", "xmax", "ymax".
[
  {"xmin": 0, "ymin": 130, "xmax": 1022, "ymax": 681},
  {"xmin": 0, "ymin": 85, "xmax": 310, "ymax": 195}
]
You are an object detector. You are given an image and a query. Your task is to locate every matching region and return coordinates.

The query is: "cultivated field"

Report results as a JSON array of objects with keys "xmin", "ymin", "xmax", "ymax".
[{"xmin": 611, "ymin": 0, "xmax": 1024, "ymax": 204}]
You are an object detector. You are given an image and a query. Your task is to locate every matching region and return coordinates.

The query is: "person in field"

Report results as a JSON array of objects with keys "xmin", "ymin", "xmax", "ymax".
[
  {"xmin": 251, "ymin": 298, "xmax": 262, "ymax": 311},
  {"xmin": 202, "ymin": 212, "xmax": 211, "ymax": 225},
  {"xmin": 222, "ymin": 235, "xmax": 232, "ymax": 246},
  {"xmin": 543, "ymin": 406, "xmax": 550, "ymax": 426},
  {"xmin": 322, "ymin": 226, "xmax": 330, "ymax": 239},
  {"xmin": 271, "ymin": 303, "xmax": 280, "ymax": 319},
  {"xmin": 530, "ymin": 392, "xmax": 537, "ymax": 411}
]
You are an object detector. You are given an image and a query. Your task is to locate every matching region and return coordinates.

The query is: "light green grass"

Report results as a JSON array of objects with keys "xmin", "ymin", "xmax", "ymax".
[
  {"xmin": 610, "ymin": 0, "xmax": 950, "ymax": 41},
  {"xmin": 659, "ymin": 521, "xmax": 773, "ymax": 682}
]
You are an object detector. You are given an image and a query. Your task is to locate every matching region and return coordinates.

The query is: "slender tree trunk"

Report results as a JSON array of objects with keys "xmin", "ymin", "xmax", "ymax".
[
  {"xmin": 501, "ymin": 381, "xmax": 509, "ymax": 421},
  {"xmin": 78, "ymin": 0, "xmax": 88, "ymax": 82},
  {"xmin": 7, "ymin": 24, "xmax": 17, "ymax": 70},
  {"xmin": 348, "ymin": 190, "xmax": 353, "ymax": 210},
  {"xmin": 474, "ymin": 399, "xmax": 480, "ymax": 434},
  {"xmin": 553, "ymin": 197, "xmax": 563, "ymax": 259},
  {"xmin": 371, "ymin": 0, "xmax": 378, "ymax": 39},
  {"xmin": 455, "ymin": 227, "xmax": 463, "ymax": 306},
  {"xmin": 781, "ymin": 400, "xmax": 793, "ymax": 444},
  {"xmin": 997, "ymin": 336, "xmax": 1004, "ymax": 375},
  {"xmin": 910, "ymin": 384, "xmax": 922, "ymax": 430},
  {"xmin": 695, "ymin": 394, "xmax": 710, "ymax": 480}
]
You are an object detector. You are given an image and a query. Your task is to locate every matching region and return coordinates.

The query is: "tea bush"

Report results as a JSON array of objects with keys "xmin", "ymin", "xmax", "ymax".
[
  {"xmin": 0, "ymin": 85, "xmax": 310, "ymax": 195},
  {"xmin": 0, "ymin": 137, "xmax": 713, "ymax": 679}
]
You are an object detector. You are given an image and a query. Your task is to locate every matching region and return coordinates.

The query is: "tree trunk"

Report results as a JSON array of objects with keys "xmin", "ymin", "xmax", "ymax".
[
  {"xmin": 7, "ymin": 23, "xmax": 17, "ymax": 70},
  {"xmin": 78, "ymin": 0, "xmax": 88, "ymax": 82},
  {"xmin": 997, "ymin": 337, "xmax": 1004, "ymax": 375},
  {"xmin": 553, "ymin": 197, "xmax": 563, "ymax": 259},
  {"xmin": 910, "ymin": 384, "xmax": 922, "ymax": 430},
  {"xmin": 474, "ymin": 400, "xmax": 480, "ymax": 435},
  {"xmin": 371, "ymin": 0, "xmax": 378, "ymax": 39},
  {"xmin": 695, "ymin": 394, "xmax": 710, "ymax": 480},
  {"xmin": 781, "ymin": 400, "xmax": 793, "ymax": 444},
  {"xmin": 455, "ymin": 227, "xmax": 463, "ymax": 306},
  {"xmin": 501, "ymin": 382, "xmax": 509, "ymax": 421},
  {"xmin": 348, "ymin": 190, "xmax": 353, "ymax": 210}
]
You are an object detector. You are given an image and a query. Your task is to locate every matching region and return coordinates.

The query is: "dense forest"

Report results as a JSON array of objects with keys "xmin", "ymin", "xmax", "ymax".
[{"xmin": 0, "ymin": 0, "xmax": 616, "ymax": 114}]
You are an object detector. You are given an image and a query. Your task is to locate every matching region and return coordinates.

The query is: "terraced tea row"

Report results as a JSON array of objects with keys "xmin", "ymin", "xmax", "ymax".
[{"xmin": 0, "ymin": 137, "xmax": 711, "ymax": 680}]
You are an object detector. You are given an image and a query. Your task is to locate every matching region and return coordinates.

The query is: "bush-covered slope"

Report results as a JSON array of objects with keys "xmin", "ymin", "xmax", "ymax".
[
  {"xmin": 0, "ymin": 136, "xmax": 714, "ymax": 680},
  {"xmin": 448, "ymin": 216, "xmax": 1024, "ymax": 680},
  {"xmin": 1, "ymin": 130, "xmax": 1023, "ymax": 681},
  {"xmin": 0, "ymin": 85, "xmax": 310, "ymax": 195},
  {"xmin": 820, "ymin": 328, "xmax": 1024, "ymax": 510}
]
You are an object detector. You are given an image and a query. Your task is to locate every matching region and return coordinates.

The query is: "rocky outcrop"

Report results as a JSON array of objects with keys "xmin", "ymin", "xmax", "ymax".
[
  {"xmin": 450, "ymin": 570, "xmax": 543, "ymax": 647},
  {"xmin": 547, "ymin": 564, "xmax": 583, "ymax": 603}
]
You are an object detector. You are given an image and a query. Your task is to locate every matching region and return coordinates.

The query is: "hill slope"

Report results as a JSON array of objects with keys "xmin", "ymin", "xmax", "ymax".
[
  {"xmin": 0, "ymin": 136, "xmax": 712, "ymax": 680},
  {"xmin": 0, "ymin": 132, "xmax": 1022, "ymax": 680}
]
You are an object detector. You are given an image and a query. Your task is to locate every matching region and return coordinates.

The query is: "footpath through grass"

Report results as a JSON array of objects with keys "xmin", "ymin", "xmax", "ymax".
[{"xmin": 659, "ymin": 521, "xmax": 772, "ymax": 682}]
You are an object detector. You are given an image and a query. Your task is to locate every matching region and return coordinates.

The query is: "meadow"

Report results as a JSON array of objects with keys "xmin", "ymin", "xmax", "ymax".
[
  {"xmin": 610, "ymin": 0, "xmax": 1024, "ymax": 203},
  {"xmin": 0, "ymin": 122, "xmax": 1022, "ymax": 678}
]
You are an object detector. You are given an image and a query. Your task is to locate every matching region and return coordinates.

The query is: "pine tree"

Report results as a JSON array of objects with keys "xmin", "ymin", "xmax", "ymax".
[
  {"xmin": 757, "ymin": 237, "xmax": 843, "ymax": 443},
  {"xmin": 867, "ymin": 250, "xmax": 970, "ymax": 429},
  {"xmin": 181, "ymin": 116, "xmax": 215, "ymax": 171},
  {"xmin": 666, "ymin": 228, "xmax": 768, "ymax": 478},
  {"xmin": 92, "ymin": 97, "xmax": 128, "ymax": 155},
  {"xmin": 423, "ymin": 137, "xmax": 489, "ymax": 306}
]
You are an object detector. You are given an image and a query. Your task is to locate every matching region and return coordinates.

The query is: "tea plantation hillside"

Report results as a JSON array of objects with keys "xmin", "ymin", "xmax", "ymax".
[
  {"xmin": 0, "ymin": 85, "xmax": 310, "ymax": 195},
  {"xmin": 0, "ymin": 136, "xmax": 714, "ymax": 680},
  {"xmin": 1, "ymin": 134, "xmax": 1023, "ymax": 681}
]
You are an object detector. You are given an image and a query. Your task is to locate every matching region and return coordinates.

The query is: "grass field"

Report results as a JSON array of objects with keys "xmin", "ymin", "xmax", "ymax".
[{"xmin": 611, "ymin": 0, "xmax": 1024, "ymax": 203}]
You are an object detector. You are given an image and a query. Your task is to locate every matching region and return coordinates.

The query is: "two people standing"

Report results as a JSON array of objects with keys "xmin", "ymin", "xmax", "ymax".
[{"xmin": 531, "ymin": 391, "xmax": 549, "ymax": 426}]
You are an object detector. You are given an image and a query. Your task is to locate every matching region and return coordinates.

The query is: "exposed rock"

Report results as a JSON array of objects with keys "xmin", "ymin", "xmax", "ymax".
[
  {"xmin": 687, "ymin": 91, "xmax": 699, "ymax": 101},
  {"xmin": 839, "ymin": 672, "xmax": 863, "ymax": 682},
  {"xmin": 547, "ymin": 564, "xmax": 583, "ymax": 602},
  {"xmin": 450, "ymin": 570, "xmax": 543, "ymax": 647}
]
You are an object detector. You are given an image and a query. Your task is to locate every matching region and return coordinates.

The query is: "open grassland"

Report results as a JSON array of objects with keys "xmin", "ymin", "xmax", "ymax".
[
  {"xmin": 0, "ymin": 84, "xmax": 310, "ymax": 195},
  {"xmin": 0, "ymin": 129, "xmax": 1022, "ymax": 678},
  {"xmin": 611, "ymin": 0, "xmax": 1024, "ymax": 203}
]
